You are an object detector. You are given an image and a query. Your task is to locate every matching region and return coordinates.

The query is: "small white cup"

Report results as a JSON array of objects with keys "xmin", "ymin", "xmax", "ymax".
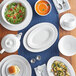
[{"xmin": 63, "ymin": 18, "xmax": 76, "ymax": 27}]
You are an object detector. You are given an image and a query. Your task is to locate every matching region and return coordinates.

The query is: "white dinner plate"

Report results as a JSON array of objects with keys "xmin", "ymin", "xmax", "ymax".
[
  {"xmin": 60, "ymin": 13, "xmax": 76, "ymax": 31},
  {"xmin": 47, "ymin": 56, "xmax": 75, "ymax": 76},
  {"xmin": 0, "ymin": 0, "xmax": 33, "ymax": 31},
  {"xmin": 23, "ymin": 22, "xmax": 58, "ymax": 53},
  {"xmin": 0, "ymin": 55, "xmax": 32, "ymax": 76}
]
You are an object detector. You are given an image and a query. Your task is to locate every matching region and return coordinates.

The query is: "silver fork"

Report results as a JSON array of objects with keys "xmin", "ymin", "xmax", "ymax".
[{"xmin": 62, "ymin": 0, "xmax": 66, "ymax": 6}]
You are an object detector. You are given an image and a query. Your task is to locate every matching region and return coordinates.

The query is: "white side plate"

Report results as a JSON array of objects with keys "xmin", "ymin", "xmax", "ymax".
[
  {"xmin": 47, "ymin": 56, "xmax": 75, "ymax": 76},
  {"xmin": 23, "ymin": 22, "xmax": 58, "ymax": 53}
]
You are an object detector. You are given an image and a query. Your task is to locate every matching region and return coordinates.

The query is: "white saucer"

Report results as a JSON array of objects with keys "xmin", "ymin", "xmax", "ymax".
[
  {"xmin": 0, "ymin": 0, "xmax": 33, "ymax": 31},
  {"xmin": 47, "ymin": 56, "xmax": 75, "ymax": 76},
  {"xmin": 23, "ymin": 22, "xmax": 58, "ymax": 53},
  {"xmin": 0, "ymin": 55, "xmax": 32, "ymax": 76},
  {"xmin": 60, "ymin": 13, "xmax": 76, "ymax": 31}
]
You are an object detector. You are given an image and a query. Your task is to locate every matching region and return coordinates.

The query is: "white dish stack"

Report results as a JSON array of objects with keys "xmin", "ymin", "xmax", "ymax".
[
  {"xmin": 0, "ymin": 55, "xmax": 32, "ymax": 76},
  {"xmin": 0, "ymin": 0, "xmax": 33, "ymax": 31},
  {"xmin": 23, "ymin": 22, "xmax": 58, "ymax": 53}
]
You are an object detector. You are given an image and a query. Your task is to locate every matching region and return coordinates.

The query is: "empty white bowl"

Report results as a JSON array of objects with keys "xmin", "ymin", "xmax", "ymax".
[
  {"xmin": 2, "ymin": 0, "xmax": 30, "ymax": 26},
  {"xmin": 58, "ymin": 35, "xmax": 76, "ymax": 56}
]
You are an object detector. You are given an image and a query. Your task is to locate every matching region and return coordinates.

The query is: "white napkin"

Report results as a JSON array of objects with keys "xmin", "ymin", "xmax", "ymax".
[
  {"xmin": 34, "ymin": 64, "xmax": 49, "ymax": 76},
  {"xmin": 52, "ymin": 0, "xmax": 71, "ymax": 14}
]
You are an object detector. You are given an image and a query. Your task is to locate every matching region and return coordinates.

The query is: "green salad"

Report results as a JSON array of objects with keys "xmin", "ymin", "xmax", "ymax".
[
  {"xmin": 5, "ymin": 3, "xmax": 26, "ymax": 24},
  {"xmin": 51, "ymin": 61, "xmax": 70, "ymax": 76}
]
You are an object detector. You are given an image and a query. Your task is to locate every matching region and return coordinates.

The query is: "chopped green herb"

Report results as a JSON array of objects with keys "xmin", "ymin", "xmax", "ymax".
[
  {"xmin": 42, "ymin": 9, "xmax": 45, "ymax": 11},
  {"xmin": 37, "ymin": 3, "xmax": 39, "ymax": 5},
  {"xmin": 47, "ymin": 4, "xmax": 50, "ymax": 6}
]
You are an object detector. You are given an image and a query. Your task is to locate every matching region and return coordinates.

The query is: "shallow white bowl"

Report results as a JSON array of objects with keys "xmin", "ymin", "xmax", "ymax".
[
  {"xmin": 2, "ymin": 0, "xmax": 31, "ymax": 26},
  {"xmin": 58, "ymin": 35, "xmax": 76, "ymax": 56}
]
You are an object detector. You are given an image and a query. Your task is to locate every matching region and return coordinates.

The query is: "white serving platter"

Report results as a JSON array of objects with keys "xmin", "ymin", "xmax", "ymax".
[
  {"xmin": 47, "ymin": 56, "xmax": 75, "ymax": 76},
  {"xmin": 23, "ymin": 22, "xmax": 58, "ymax": 53}
]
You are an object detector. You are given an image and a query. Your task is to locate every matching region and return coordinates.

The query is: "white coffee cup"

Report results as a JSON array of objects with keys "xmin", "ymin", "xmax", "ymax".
[
  {"xmin": 60, "ymin": 13, "xmax": 76, "ymax": 31},
  {"xmin": 63, "ymin": 18, "xmax": 76, "ymax": 27}
]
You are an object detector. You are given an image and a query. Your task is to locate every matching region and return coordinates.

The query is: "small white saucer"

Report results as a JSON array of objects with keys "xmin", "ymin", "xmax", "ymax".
[
  {"xmin": 0, "ymin": 0, "xmax": 33, "ymax": 31},
  {"xmin": 60, "ymin": 13, "xmax": 76, "ymax": 31}
]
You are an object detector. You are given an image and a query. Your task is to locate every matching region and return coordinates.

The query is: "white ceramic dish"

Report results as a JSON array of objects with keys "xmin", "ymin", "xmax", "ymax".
[
  {"xmin": 2, "ymin": 59, "xmax": 26, "ymax": 76},
  {"xmin": 2, "ymin": 0, "xmax": 27, "ymax": 26},
  {"xmin": 60, "ymin": 13, "xmax": 76, "ymax": 31},
  {"xmin": 23, "ymin": 22, "xmax": 58, "ymax": 53},
  {"xmin": 47, "ymin": 56, "xmax": 75, "ymax": 76},
  {"xmin": 0, "ymin": 33, "xmax": 22, "ymax": 54},
  {"xmin": 0, "ymin": 55, "xmax": 32, "ymax": 76},
  {"xmin": 0, "ymin": 0, "xmax": 33, "ymax": 31},
  {"xmin": 58, "ymin": 35, "xmax": 76, "ymax": 56},
  {"xmin": 34, "ymin": 0, "xmax": 52, "ymax": 16},
  {"xmin": 27, "ymin": 26, "xmax": 53, "ymax": 49}
]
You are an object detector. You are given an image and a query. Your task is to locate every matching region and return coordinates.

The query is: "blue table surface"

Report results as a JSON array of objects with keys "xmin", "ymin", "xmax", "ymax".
[{"xmin": 18, "ymin": 0, "xmax": 59, "ymax": 76}]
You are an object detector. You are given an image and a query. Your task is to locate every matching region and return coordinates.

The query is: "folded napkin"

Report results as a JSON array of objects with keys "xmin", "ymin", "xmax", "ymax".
[
  {"xmin": 34, "ymin": 64, "xmax": 49, "ymax": 76},
  {"xmin": 52, "ymin": 0, "xmax": 71, "ymax": 14}
]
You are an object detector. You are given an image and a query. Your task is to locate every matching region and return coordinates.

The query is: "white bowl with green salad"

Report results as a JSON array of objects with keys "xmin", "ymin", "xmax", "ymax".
[{"xmin": 2, "ymin": 0, "xmax": 32, "ymax": 26}]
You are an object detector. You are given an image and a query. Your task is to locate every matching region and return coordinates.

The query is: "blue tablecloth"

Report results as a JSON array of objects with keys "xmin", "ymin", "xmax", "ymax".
[{"xmin": 18, "ymin": 0, "xmax": 59, "ymax": 76}]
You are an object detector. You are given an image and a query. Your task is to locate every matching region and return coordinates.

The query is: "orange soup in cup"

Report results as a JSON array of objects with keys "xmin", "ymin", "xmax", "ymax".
[{"xmin": 35, "ymin": 0, "xmax": 51, "ymax": 16}]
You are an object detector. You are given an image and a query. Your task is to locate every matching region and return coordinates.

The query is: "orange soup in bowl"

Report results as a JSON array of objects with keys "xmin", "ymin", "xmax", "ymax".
[{"xmin": 35, "ymin": 0, "xmax": 51, "ymax": 16}]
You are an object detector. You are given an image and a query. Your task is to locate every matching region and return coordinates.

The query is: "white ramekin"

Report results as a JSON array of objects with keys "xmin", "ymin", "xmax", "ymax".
[{"xmin": 34, "ymin": 0, "xmax": 52, "ymax": 16}]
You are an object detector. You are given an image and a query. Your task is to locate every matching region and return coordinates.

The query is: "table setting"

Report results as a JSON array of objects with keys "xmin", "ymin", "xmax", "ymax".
[{"xmin": 0, "ymin": 0, "xmax": 76, "ymax": 76}]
